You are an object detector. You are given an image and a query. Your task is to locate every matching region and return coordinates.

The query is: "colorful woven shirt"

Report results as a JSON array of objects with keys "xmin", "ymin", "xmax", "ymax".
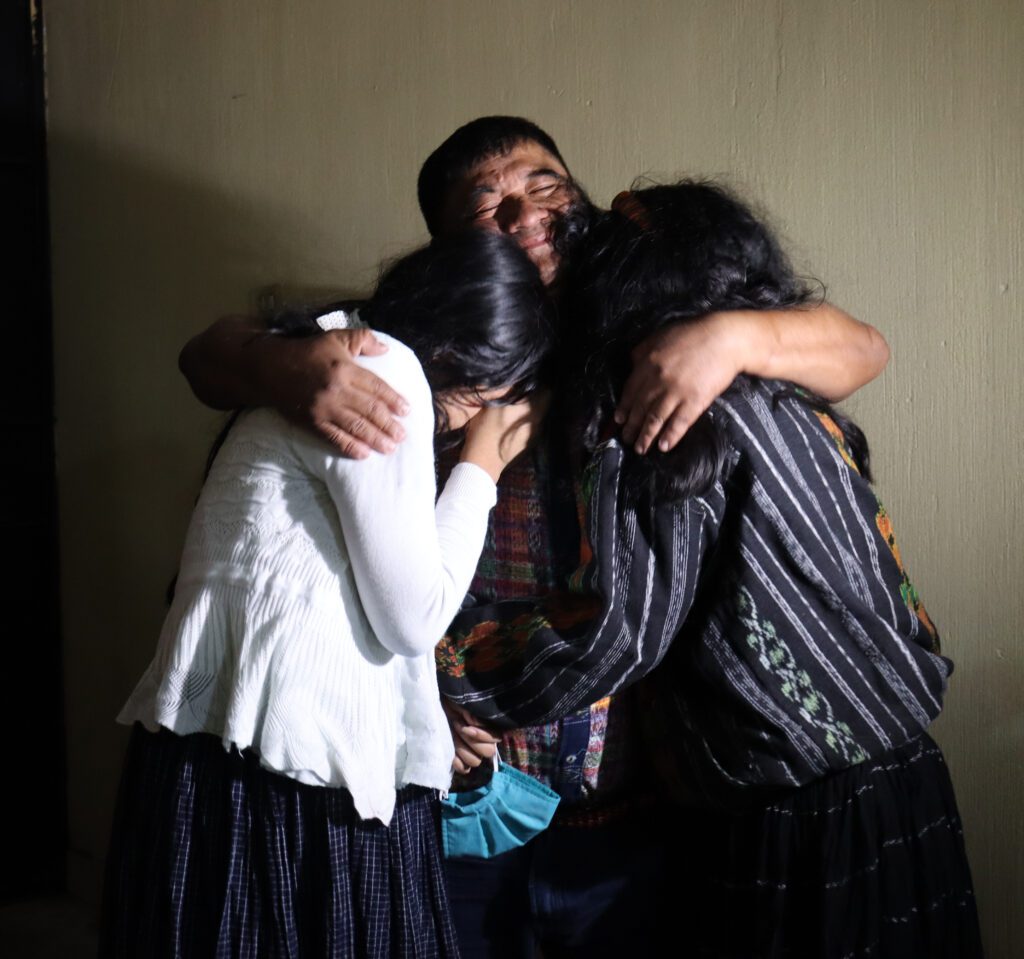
[
  {"xmin": 438, "ymin": 378, "xmax": 949, "ymax": 804},
  {"xmin": 447, "ymin": 434, "xmax": 641, "ymax": 804}
]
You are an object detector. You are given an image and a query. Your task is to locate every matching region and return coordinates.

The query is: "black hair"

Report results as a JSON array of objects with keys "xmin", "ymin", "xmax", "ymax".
[
  {"xmin": 176, "ymin": 231, "xmax": 551, "ymax": 607},
  {"xmin": 205, "ymin": 231, "xmax": 552, "ymax": 469},
  {"xmin": 417, "ymin": 116, "xmax": 571, "ymax": 236},
  {"xmin": 559, "ymin": 179, "xmax": 870, "ymax": 499},
  {"xmin": 268, "ymin": 230, "xmax": 552, "ymax": 433}
]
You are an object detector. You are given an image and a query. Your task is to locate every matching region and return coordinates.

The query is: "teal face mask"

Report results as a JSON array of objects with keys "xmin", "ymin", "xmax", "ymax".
[{"xmin": 440, "ymin": 757, "xmax": 561, "ymax": 859}]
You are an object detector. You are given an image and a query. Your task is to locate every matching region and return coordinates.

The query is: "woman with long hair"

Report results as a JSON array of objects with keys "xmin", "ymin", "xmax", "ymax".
[
  {"xmin": 101, "ymin": 230, "xmax": 552, "ymax": 959},
  {"xmin": 437, "ymin": 182, "xmax": 983, "ymax": 958}
]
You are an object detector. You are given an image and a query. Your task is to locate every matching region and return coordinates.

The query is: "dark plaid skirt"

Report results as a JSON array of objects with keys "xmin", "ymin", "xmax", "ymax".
[
  {"xmin": 667, "ymin": 733, "xmax": 983, "ymax": 958},
  {"xmin": 99, "ymin": 726, "xmax": 460, "ymax": 959}
]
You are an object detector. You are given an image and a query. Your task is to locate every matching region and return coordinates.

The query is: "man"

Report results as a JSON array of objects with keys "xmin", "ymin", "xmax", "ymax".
[{"xmin": 179, "ymin": 116, "xmax": 889, "ymax": 957}]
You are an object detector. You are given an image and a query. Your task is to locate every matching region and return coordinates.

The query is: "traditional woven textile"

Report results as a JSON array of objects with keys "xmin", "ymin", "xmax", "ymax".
[{"xmin": 439, "ymin": 377, "xmax": 948, "ymax": 798}]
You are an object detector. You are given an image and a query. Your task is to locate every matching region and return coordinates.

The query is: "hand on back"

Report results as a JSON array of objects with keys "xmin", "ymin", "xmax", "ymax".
[
  {"xmin": 616, "ymin": 313, "xmax": 743, "ymax": 456},
  {"xmin": 615, "ymin": 303, "xmax": 887, "ymax": 455}
]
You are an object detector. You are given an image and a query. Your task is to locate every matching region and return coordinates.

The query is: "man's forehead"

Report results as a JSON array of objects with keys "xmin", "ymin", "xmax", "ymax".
[
  {"xmin": 436, "ymin": 139, "xmax": 571, "ymax": 235},
  {"xmin": 461, "ymin": 141, "xmax": 568, "ymax": 190}
]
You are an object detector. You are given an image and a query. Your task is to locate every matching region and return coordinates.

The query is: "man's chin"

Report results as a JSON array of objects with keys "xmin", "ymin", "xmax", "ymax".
[{"xmin": 527, "ymin": 247, "xmax": 560, "ymax": 287}]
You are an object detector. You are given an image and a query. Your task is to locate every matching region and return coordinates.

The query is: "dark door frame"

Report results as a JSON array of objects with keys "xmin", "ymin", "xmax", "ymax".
[{"xmin": 0, "ymin": 0, "xmax": 66, "ymax": 900}]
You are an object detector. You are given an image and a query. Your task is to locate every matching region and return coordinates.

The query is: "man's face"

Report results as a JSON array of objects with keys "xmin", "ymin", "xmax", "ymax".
[{"xmin": 439, "ymin": 140, "xmax": 575, "ymax": 287}]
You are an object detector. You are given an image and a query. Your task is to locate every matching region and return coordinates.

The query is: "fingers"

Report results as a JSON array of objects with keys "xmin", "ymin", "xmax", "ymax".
[
  {"xmin": 340, "ymin": 385, "xmax": 407, "ymax": 441},
  {"xmin": 333, "ymin": 330, "xmax": 409, "ymax": 416},
  {"xmin": 311, "ymin": 366, "xmax": 411, "ymax": 458},
  {"xmin": 314, "ymin": 408, "xmax": 397, "ymax": 458},
  {"xmin": 447, "ymin": 702, "xmax": 501, "ymax": 743},
  {"xmin": 341, "ymin": 367, "xmax": 410, "ymax": 436},
  {"xmin": 315, "ymin": 423, "xmax": 372, "ymax": 460},
  {"xmin": 342, "ymin": 328, "xmax": 389, "ymax": 358},
  {"xmin": 654, "ymin": 403, "xmax": 703, "ymax": 452},
  {"xmin": 352, "ymin": 363, "xmax": 411, "ymax": 418},
  {"xmin": 617, "ymin": 347, "xmax": 662, "ymax": 452},
  {"xmin": 461, "ymin": 398, "xmax": 548, "ymax": 480},
  {"xmin": 453, "ymin": 735, "xmax": 497, "ymax": 772},
  {"xmin": 617, "ymin": 378, "xmax": 666, "ymax": 454},
  {"xmin": 444, "ymin": 700, "xmax": 500, "ymax": 773},
  {"xmin": 630, "ymin": 400, "xmax": 668, "ymax": 455},
  {"xmin": 617, "ymin": 391, "xmax": 708, "ymax": 455},
  {"xmin": 617, "ymin": 319, "xmax": 733, "ymax": 454},
  {"xmin": 614, "ymin": 356, "xmax": 644, "ymax": 430}
]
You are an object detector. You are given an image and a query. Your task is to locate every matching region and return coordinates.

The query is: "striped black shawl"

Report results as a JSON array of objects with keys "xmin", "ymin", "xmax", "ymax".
[{"xmin": 437, "ymin": 376, "xmax": 949, "ymax": 795}]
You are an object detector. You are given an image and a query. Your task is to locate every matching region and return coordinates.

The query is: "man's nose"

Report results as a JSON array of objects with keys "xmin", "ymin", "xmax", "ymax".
[{"xmin": 495, "ymin": 195, "xmax": 546, "ymax": 233}]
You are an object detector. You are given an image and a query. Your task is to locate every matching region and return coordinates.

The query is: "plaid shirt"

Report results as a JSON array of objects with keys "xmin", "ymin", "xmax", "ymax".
[{"xmin": 447, "ymin": 434, "xmax": 642, "ymax": 804}]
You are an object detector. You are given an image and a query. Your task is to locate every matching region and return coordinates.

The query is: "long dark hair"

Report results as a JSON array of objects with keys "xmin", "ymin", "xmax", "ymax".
[
  {"xmin": 178, "ymin": 231, "xmax": 552, "ymax": 605},
  {"xmin": 272, "ymin": 231, "xmax": 551, "ymax": 428},
  {"xmin": 204, "ymin": 230, "xmax": 552, "ymax": 481},
  {"xmin": 559, "ymin": 180, "xmax": 870, "ymax": 499}
]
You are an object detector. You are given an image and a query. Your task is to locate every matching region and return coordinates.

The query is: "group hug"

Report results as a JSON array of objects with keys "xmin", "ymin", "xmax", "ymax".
[{"xmin": 99, "ymin": 116, "xmax": 983, "ymax": 958}]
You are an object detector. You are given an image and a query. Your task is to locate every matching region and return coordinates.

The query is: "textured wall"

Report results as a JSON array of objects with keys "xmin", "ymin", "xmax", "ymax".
[{"xmin": 44, "ymin": 1, "xmax": 1022, "ymax": 953}]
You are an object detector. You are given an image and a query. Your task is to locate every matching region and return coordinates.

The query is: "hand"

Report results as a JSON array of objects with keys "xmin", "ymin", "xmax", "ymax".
[
  {"xmin": 616, "ymin": 304, "xmax": 889, "ymax": 454},
  {"xmin": 460, "ymin": 392, "xmax": 550, "ymax": 482},
  {"xmin": 616, "ymin": 314, "xmax": 745, "ymax": 454},
  {"xmin": 253, "ymin": 327, "xmax": 410, "ymax": 459},
  {"xmin": 443, "ymin": 700, "xmax": 501, "ymax": 775}
]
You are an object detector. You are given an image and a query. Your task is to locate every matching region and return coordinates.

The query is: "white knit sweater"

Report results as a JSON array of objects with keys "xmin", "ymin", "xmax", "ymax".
[{"xmin": 118, "ymin": 335, "xmax": 497, "ymax": 824}]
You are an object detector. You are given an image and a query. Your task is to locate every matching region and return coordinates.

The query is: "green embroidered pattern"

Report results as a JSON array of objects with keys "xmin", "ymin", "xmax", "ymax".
[{"xmin": 735, "ymin": 586, "xmax": 867, "ymax": 766}]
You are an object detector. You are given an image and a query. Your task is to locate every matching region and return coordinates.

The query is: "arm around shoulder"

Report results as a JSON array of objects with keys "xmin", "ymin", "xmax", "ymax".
[
  {"xmin": 741, "ymin": 301, "xmax": 889, "ymax": 401},
  {"xmin": 616, "ymin": 302, "xmax": 888, "ymax": 456},
  {"xmin": 178, "ymin": 314, "xmax": 267, "ymax": 411},
  {"xmin": 178, "ymin": 316, "xmax": 411, "ymax": 457}
]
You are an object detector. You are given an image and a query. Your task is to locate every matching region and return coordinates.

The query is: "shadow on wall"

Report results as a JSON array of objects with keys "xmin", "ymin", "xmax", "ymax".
[
  {"xmin": 0, "ymin": 897, "xmax": 98, "ymax": 959},
  {"xmin": 46, "ymin": 133, "xmax": 369, "ymax": 906}
]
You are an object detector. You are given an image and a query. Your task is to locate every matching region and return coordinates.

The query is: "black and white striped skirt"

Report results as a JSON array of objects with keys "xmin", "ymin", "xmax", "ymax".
[
  {"xmin": 99, "ymin": 725, "xmax": 460, "ymax": 959},
  {"xmin": 666, "ymin": 733, "xmax": 983, "ymax": 958}
]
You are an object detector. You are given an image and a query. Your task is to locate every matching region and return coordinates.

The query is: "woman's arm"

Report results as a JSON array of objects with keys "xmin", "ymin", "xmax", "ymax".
[
  {"xmin": 294, "ymin": 344, "xmax": 542, "ymax": 658},
  {"xmin": 179, "ymin": 316, "xmax": 410, "ymax": 458},
  {"xmin": 293, "ymin": 344, "xmax": 490, "ymax": 657},
  {"xmin": 617, "ymin": 303, "xmax": 889, "ymax": 454}
]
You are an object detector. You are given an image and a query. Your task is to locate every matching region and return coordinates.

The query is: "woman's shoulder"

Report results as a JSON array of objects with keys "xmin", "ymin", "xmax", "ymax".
[
  {"xmin": 354, "ymin": 332, "xmax": 431, "ymax": 407},
  {"xmin": 712, "ymin": 376, "xmax": 869, "ymax": 488},
  {"xmin": 711, "ymin": 376, "xmax": 811, "ymax": 431}
]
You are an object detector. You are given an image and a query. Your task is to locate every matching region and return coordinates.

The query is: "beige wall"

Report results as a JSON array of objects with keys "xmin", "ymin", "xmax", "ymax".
[{"xmin": 44, "ymin": 0, "xmax": 1022, "ymax": 953}]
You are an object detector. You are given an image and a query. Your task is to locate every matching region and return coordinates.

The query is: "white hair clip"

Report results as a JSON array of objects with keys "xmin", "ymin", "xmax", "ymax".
[{"xmin": 316, "ymin": 308, "xmax": 363, "ymax": 332}]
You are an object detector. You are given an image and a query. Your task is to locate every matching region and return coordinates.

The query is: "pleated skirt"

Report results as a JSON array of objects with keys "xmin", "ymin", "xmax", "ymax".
[
  {"xmin": 670, "ymin": 733, "xmax": 984, "ymax": 958},
  {"xmin": 99, "ymin": 725, "xmax": 460, "ymax": 959}
]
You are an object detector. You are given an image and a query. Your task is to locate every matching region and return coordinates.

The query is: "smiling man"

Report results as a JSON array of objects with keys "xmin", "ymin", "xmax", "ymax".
[
  {"xmin": 178, "ymin": 115, "xmax": 889, "ymax": 957},
  {"xmin": 422, "ymin": 131, "xmax": 577, "ymax": 286}
]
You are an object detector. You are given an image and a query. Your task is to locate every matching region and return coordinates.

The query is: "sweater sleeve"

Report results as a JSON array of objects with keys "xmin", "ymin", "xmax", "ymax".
[
  {"xmin": 293, "ymin": 336, "xmax": 497, "ymax": 658},
  {"xmin": 435, "ymin": 440, "xmax": 726, "ymax": 727}
]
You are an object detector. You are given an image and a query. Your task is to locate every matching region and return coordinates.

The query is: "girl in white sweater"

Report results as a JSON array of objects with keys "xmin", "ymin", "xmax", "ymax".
[{"xmin": 100, "ymin": 231, "xmax": 552, "ymax": 959}]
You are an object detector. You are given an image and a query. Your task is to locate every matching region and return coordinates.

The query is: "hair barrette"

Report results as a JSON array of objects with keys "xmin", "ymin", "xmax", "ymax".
[
  {"xmin": 316, "ymin": 308, "xmax": 362, "ymax": 332},
  {"xmin": 611, "ymin": 190, "xmax": 653, "ymax": 231}
]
